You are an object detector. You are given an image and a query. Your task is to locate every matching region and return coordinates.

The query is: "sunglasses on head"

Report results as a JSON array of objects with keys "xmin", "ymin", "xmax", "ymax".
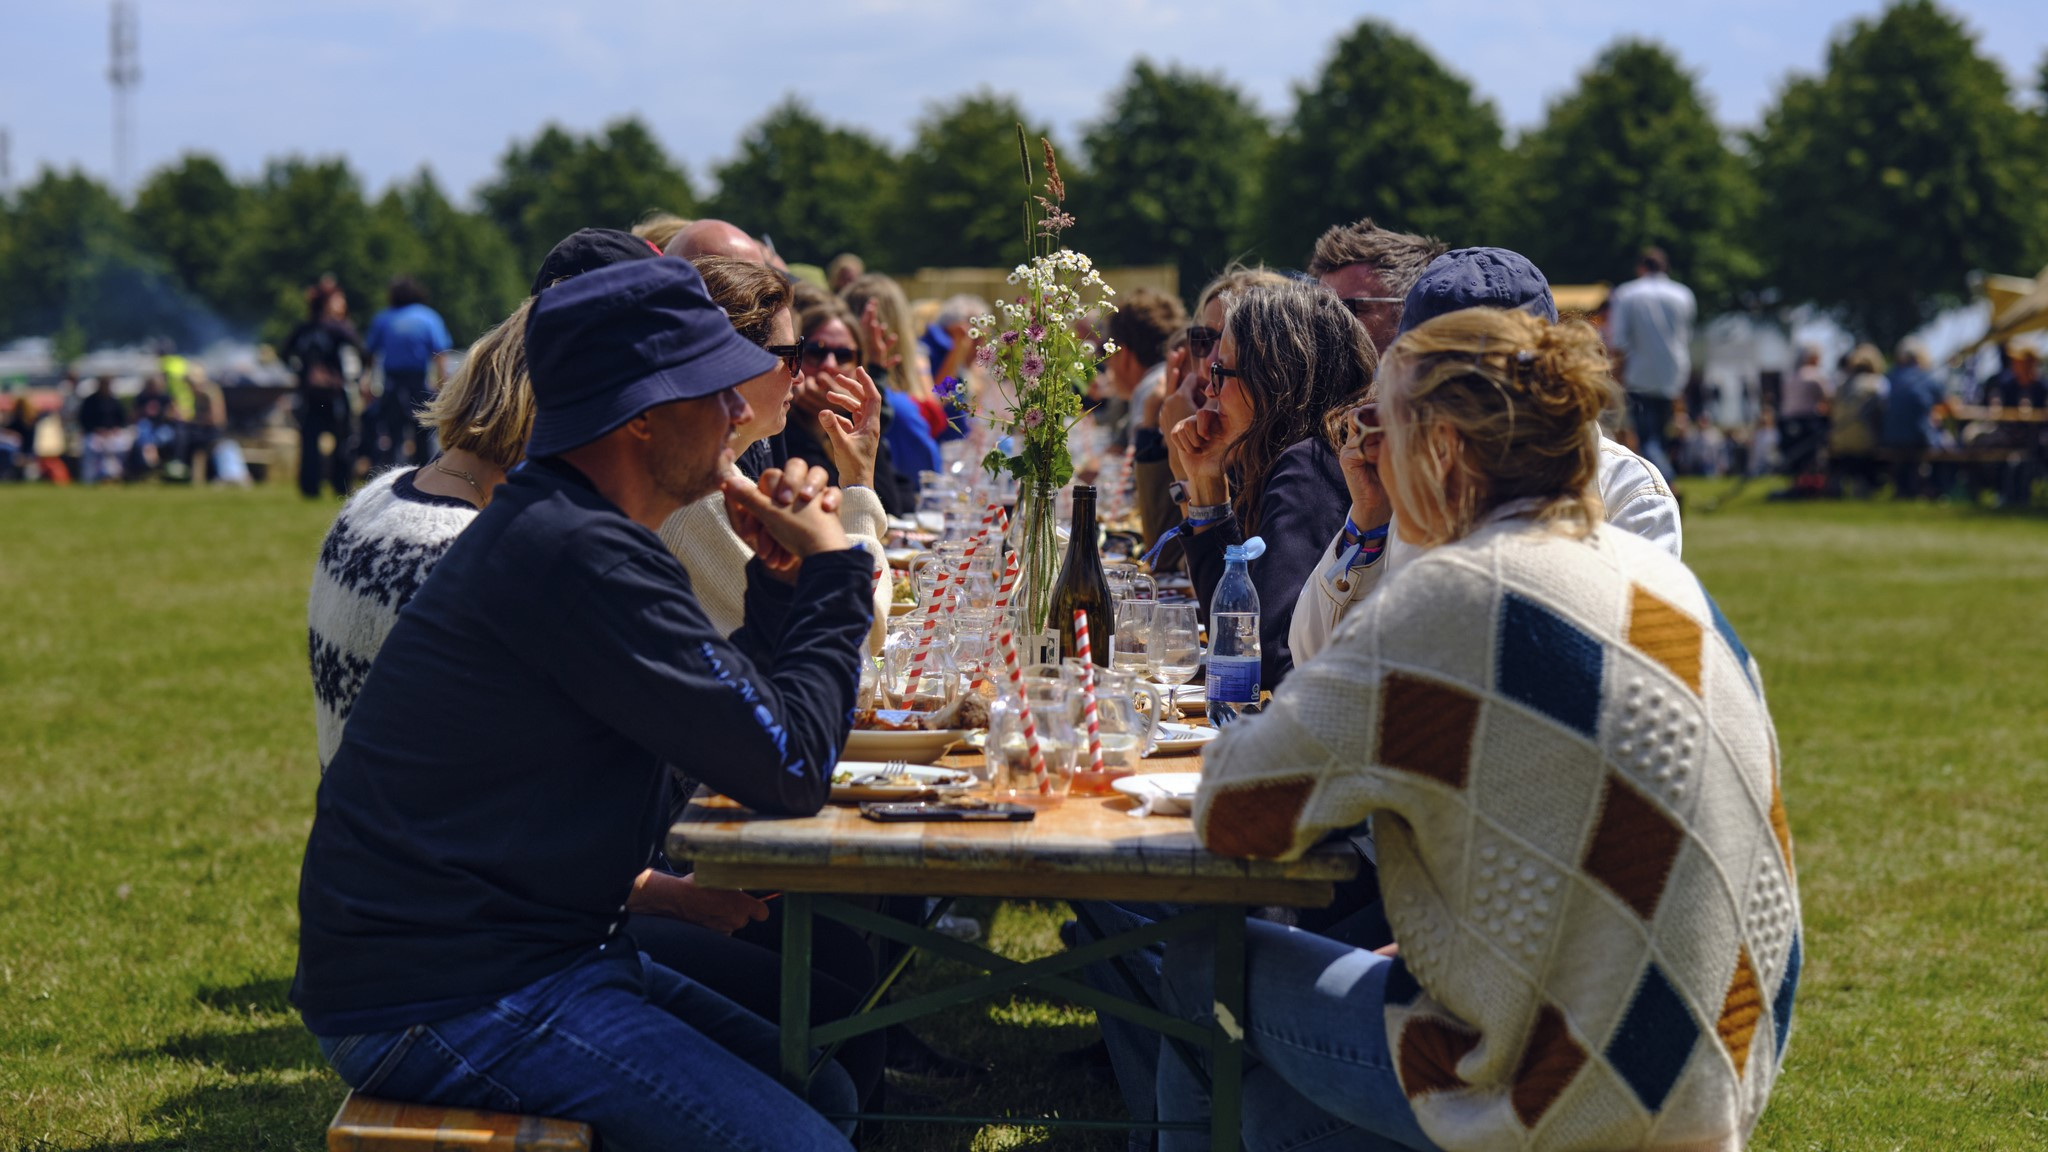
[
  {"xmin": 764, "ymin": 342, "xmax": 803, "ymax": 376},
  {"xmin": 801, "ymin": 340, "xmax": 861, "ymax": 367},
  {"xmin": 1184, "ymin": 325, "xmax": 1221, "ymax": 359}
]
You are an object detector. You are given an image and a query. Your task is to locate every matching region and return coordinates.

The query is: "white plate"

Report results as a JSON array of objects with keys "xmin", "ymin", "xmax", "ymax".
[
  {"xmin": 829, "ymin": 761, "xmax": 977, "ymax": 801},
  {"xmin": 1111, "ymin": 772, "xmax": 1203, "ymax": 815},
  {"xmin": 1151, "ymin": 722, "xmax": 1218, "ymax": 756},
  {"xmin": 843, "ymin": 727, "xmax": 968, "ymax": 765}
]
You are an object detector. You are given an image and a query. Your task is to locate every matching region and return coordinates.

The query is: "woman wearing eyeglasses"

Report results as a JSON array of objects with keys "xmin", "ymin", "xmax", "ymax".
[
  {"xmin": 658, "ymin": 257, "xmax": 894, "ymax": 653},
  {"xmin": 1164, "ymin": 278, "xmax": 1375, "ymax": 687},
  {"xmin": 1169, "ymin": 308, "xmax": 1796, "ymax": 1152},
  {"xmin": 778, "ymin": 302, "xmax": 921, "ymax": 514}
]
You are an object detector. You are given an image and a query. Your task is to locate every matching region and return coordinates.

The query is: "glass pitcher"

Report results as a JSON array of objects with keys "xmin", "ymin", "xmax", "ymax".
[
  {"xmin": 988, "ymin": 679, "xmax": 1075, "ymax": 806},
  {"xmin": 1058, "ymin": 662, "xmax": 1166, "ymax": 795}
]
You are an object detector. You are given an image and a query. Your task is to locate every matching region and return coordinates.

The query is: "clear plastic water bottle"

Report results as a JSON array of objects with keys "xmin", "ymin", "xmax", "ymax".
[{"xmin": 1207, "ymin": 539, "xmax": 1263, "ymax": 727}]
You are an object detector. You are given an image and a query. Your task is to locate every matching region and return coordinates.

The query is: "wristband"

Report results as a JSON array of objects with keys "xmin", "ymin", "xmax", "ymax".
[
  {"xmin": 1346, "ymin": 516, "xmax": 1391, "ymax": 542},
  {"xmin": 1184, "ymin": 502, "xmax": 1232, "ymax": 523}
]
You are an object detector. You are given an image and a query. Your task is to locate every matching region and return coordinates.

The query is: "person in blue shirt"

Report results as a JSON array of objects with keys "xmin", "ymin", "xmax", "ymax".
[
  {"xmin": 364, "ymin": 276, "xmax": 454, "ymax": 467},
  {"xmin": 293, "ymin": 259, "xmax": 872, "ymax": 1151},
  {"xmin": 1883, "ymin": 338, "xmax": 1948, "ymax": 499}
]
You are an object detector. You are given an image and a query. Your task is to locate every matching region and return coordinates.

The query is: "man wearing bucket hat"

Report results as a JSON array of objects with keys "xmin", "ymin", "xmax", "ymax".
[
  {"xmin": 1287, "ymin": 245, "xmax": 1684, "ymax": 666},
  {"xmin": 291, "ymin": 257, "xmax": 870, "ymax": 1152}
]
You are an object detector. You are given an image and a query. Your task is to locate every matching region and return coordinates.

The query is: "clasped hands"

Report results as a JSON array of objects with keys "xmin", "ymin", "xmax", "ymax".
[{"xmin": 722, "ymin": 457, "xmax": 851, "ymax": 584}]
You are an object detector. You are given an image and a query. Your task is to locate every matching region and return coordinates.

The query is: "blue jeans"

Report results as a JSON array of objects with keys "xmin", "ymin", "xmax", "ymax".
[
  {"xmin": 1157, "ymin": 918, "xmax": 1440, "ymax": 1152},
  {"xmin": 1627, "ymin": 393, "xmax": 1676, "ymax": 484},
  {"xmin": 316, "ymin": 947, "xmax": 855, "ymax": 1152}
]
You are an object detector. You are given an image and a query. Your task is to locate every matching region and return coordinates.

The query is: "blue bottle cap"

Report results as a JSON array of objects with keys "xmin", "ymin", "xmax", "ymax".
[{"xmin": 1223, "ymin": 536, "xmax": 1267, "ymax": 563}]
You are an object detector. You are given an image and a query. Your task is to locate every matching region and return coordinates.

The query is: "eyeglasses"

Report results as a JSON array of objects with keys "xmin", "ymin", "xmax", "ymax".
[
  {"xmin": 1183, "ymin": 325, "xmax": 1220, "ymax": 359},
  {"xmin": 1209, "ymin": 361, "xmax": 1244, "ymax": 383},
  {"xmin": 1341, "ymin": 296, "xmax": 1405, "ymax": 320},
  {"xmin": 764, "ymin": 342, "xmax": 803, "ymax": 377},
  {"xmin": 802, "ymin": 341, "xmax": 861, "ymax": 367}
]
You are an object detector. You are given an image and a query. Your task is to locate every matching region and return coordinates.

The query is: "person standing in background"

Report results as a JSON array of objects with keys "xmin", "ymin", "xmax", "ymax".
[
  {"xmin": 1607, "ymin": 247, "xmax": 1696, "ymax": 483},
  {"xmin": 285, "ymin": 282, "xmax": 366, "ymax": 499},
  {"xmin": 364, "ymin": 277, "xmax": 453, "ymax": 468}
]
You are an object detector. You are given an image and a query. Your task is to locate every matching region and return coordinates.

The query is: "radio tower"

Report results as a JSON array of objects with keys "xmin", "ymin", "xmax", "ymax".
[{"xmin": 109, "ymin": 1, "xmax": 141, "ymax": 194}]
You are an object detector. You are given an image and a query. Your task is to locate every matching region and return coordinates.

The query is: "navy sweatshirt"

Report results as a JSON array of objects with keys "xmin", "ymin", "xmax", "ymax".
[
  {"xmin": 1183, "ymin": 437, "xmax": 1349, "ymax": 689},
  {"xmin": 291, "ymin": 457, "xmax": 872, "ymax": 1035}
]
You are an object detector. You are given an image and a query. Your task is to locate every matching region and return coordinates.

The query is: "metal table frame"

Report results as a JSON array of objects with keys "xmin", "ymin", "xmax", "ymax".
[{"xmin": 778, "ymin": 892, "xmax": 1245, "ymax": 1150}]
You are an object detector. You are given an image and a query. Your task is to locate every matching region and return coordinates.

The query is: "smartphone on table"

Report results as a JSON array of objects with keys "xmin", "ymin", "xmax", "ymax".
[{"xmin": 860, "ymin": 800, "xmax": 1036, "ymax": 822}]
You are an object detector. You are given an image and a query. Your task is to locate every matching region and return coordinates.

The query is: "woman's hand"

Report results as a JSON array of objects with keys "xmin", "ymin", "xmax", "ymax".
[
  {"xmin": 1143, "ymin": 345, "xmax": 1188, "ymax": 431},
  {"xmin": 1339, "ymin": 404, "xmax": 1392, "ymax": 532},
  {"xmin": 1168, "ymin": 408, "xmax": 1233, "ymax": 509},
  {"xmin": 817, "ymin": 366, "xmax": 882, "ymax": 490},
  {"xmin": 858, "ymin": 299, "xmax": 902, "ymax": 374},
  {"xmin": 626, "ymin": 870, "xmax": 769, "ymax": 935}
]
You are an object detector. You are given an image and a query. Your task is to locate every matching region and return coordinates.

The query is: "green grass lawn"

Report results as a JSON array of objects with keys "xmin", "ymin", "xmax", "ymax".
[{"xmin": 1, "ymin": 480, "xmax": 2043, "ymax": 1150}]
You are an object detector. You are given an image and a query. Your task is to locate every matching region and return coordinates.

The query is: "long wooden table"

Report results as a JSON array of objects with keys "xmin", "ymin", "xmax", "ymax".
[{"xmin": 670, "ymin": 748, "xmax": 1359, "ymax": 1150}]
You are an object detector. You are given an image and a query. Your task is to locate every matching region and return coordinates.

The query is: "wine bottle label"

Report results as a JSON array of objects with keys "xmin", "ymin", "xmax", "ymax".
[
  {"xmin": 1030, "ymin": 630, "xmax": 1061, "ymax": 668},
  {"xmin": 1208, "ymin": 655, "xmax": 1261, "ymax": 703}
]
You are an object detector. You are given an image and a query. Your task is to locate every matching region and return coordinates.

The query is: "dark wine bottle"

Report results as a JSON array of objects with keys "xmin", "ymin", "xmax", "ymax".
[{"xmin": 1051, "ymin": 485, "xmax": 1113, "ymax": 665}]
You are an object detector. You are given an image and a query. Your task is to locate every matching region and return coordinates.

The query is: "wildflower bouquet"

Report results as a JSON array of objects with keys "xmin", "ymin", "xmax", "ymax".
[{"xmin": 949, "ymin": 130, "xmax": 1116, "ymax": 640}]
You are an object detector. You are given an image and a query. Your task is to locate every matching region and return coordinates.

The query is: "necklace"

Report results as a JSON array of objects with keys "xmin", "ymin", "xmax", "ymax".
[{"xmin": 433, "ymin": 459, "xmax": 487, "ymax": 505}]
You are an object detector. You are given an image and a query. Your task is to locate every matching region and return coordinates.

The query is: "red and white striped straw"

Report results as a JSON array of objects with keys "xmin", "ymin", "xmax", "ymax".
[
  {"xmin": 995, "ymin": 549, "xmax": 1020, "ymax": 609},
  {"xmin": 998, "ymin": 627, "xmax": 1049, "ymax": 790},
  {"xmin": 1074, "ymin": 608, "xmax": 1103, "ymax": 776}
]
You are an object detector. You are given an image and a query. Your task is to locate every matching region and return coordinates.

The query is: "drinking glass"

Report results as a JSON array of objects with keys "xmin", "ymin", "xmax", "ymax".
[
  {"xmin": 1063, "ymin": 665, "xmax": 1166, "ymax": 795},
  {"xmin": 1112, "ymin": 599, "xmax": 1156, "ymax": 677},
  {"xmin": 1151, "ymin": 603, "xmax": 1202, "ymax": 716},
  {"xmin": 989, "ymin": 679, "xmax": 1075, "ymax": 805}
]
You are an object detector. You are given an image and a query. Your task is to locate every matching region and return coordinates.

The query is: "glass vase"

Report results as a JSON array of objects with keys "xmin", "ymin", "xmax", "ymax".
[{"xmin": 1009, "ymin": 477, "xmax": 1063, "ymax": 666}]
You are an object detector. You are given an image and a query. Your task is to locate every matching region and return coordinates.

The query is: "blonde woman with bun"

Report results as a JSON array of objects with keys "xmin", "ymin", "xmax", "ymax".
[{"xmin": 1157, "ymin": 308, "xmax": 1799, "ymax": 1152}]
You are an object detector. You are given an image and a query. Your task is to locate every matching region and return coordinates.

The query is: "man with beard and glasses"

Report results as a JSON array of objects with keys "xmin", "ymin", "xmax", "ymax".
[{"xmin": 291, "ymin": 258, "xmax": 871, "ymax": 1152}]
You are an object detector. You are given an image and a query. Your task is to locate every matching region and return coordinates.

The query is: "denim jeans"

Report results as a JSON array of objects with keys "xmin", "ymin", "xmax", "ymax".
[
  {"xmin": 1627, "ymin": 393, "xmax": 1676, "ymax": 485},
  {"xmin": 316, "ymin": 947, "xmax": 855, "ymax": 1152},
  {"xmin": 1156, "ymin": 918, "xmax": 1440, "ymax": 1152}
]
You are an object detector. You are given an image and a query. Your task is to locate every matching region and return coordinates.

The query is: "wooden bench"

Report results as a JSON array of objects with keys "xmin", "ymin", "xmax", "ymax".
[{"xmin": 328, "ymin": 1092, "xmax": 591, "ymax": 1152}]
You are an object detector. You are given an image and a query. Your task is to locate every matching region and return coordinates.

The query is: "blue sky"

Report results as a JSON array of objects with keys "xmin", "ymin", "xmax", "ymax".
[{"xmin": 2, "ymin": 0, "xmax": 2043, "ymax": 203}]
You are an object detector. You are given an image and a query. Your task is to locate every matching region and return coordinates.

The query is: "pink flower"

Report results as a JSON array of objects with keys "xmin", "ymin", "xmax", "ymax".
[
  {"xmin": 1026, "ymin": 324, "xmax": 1046, "ymax": 342},
  {"xmin": 1001, "ymin": 330, "xmax": 1020, "ymax": 346},
  {"xmin": 975, "ymin": 344, "xmax": 995, "ymax": 366},
  {"xmin": 1021, "ymin": 408, "xmax": 1047, "ymax": 430},
  {"xmin": 1022, "ymin": 352, "xmax": 1045, "ymax": 379}
]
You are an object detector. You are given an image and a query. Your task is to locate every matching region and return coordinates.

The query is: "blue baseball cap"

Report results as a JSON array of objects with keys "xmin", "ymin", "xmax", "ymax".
[
  {"xmin": 524, "ymin": 258, "xmax": 779, "ymax": 458},
  {"xmin": 1396, "ymin": 247, "xmax": 1558, "ymax": 337}
]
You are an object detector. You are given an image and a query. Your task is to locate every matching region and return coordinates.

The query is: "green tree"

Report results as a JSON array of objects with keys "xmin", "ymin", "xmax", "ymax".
[
  {"xmin": 1750, "ymin": 0, "xmax": 2046, "ymax": 344},
  {"xmin": 702, "ymin": 98, "xmax": 897, "ymax": 268},
  {"xmin": 220, "ymin": 157, "xmax": 379, "ymax": 342},
  {"xmin": 479, "ymin": 118, "xmax": 696, "ymax": 277},
  {"xmin": 1509, "ymin": 41, "xmax": 1758, "ymax": 306},
  {"xmin": 1074, "ymin": 59, "xmax": 1271, "ymax": 300},
  {"xmin": 0, "ymin": 167, "xmax": 204, "ymax": 350},
  {"xmin": 131, "ymin": 153, "xmax": 246, "ymax": 307},
  {"xmin": 1257, "ymin": 20, "xmax": 1506, "ymax": 266},
  {"xmin": 882, "ymin": 92, "xmax": 1059, "ymax": 271},
  {"xmin": 367, "ymin": 171, "xmax": 524, "ymax": 343}
]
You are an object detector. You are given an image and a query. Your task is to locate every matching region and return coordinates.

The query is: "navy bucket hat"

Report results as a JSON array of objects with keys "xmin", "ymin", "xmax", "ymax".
[
  {"xmin": 523, "ymin": 258, "xmax": 779, "ymax": 458},
  {"xmin": 1396, "ymin": 247, "xmax": 1558, "ymax": 338}
]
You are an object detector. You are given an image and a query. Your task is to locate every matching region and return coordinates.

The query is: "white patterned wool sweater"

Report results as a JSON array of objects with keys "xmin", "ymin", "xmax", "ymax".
[
  {"xmin": 1197, "ymin": 519, "xmax": 1801, "ymax": 1151},
  {"xmin": 308, "ymin": 469, "xmax": 477, "ymax": 770}
]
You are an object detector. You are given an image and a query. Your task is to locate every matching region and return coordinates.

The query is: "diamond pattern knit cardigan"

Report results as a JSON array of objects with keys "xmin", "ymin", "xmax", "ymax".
[{"xmin": 1196, "ymin": 519, "xmax": 1800, "ymax": 1151}]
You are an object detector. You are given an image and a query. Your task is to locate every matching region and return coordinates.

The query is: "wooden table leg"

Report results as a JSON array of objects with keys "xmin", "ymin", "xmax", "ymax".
[
  {"xmin": 1209, "ymin": 909, "xmax": 1245, "ymax": 1152},
  {"xmin": 780, "ymin": 891, "xmax": 813, "ymax": 1091}
]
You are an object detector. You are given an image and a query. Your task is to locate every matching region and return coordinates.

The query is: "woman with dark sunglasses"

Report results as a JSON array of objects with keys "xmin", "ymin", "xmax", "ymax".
[
  {"xmin": 1164, "ymin": 279, "xmax": 1375, "ymax": 688},
  {"xmin": 657, "ymin": 258, "xmax": 895, "ymax": 655},
  {"xmin": 777, "ymin": 302, "xmax": 919, "ymax": 513}
]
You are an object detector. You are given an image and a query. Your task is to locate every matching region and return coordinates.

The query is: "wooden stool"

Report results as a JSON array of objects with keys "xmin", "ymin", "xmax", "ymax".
[{"xmin": 328, "ymin": 1092, "xmax": 591, "ymax": 1152}]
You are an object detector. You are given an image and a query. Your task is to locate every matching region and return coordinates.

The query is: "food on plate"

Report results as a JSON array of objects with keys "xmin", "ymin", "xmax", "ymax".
[{"xmin": 853, "ymin": 694, "xmax": 990, "ymax": 732}]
